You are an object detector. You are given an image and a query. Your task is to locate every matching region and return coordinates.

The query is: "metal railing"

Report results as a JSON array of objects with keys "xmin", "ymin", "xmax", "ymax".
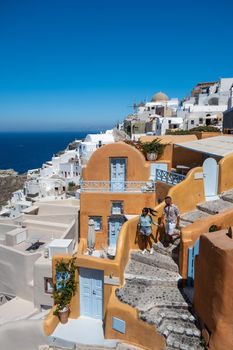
[
  {"xmin": 155, "ymin": 169, "xmax": 185, "ymax": 185},
  {"xmin": 80, "ymin": 180, "xmax": 156, "ymax": 193}
]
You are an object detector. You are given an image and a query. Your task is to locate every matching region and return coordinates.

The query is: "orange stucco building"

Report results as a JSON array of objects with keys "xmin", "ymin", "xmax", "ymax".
[
  {"xmin": 80, "ymin": 141, "xmax": 156, "ymax": 250},
  {"xmin": 45, "ymin": 135, "xmax": 233, "ymax": 350}
]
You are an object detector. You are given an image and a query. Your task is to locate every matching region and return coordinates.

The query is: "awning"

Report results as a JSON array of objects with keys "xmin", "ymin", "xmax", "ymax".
[{"xmin": 175, "ymin": 135, "xmax": 233, "ymax": 158}]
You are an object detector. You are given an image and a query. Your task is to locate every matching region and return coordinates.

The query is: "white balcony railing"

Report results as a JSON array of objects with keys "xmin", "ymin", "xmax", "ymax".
[{"xmin": 80, "ymin": 180, "xmax": 155, "ymax": 193}]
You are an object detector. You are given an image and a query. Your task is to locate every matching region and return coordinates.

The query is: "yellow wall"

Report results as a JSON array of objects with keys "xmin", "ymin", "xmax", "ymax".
[
  {"xmin": 140, "ymin": 135, "xmax": 203, "ymax": 170},
  {"xmin": 218, "ymin": 152, "xmax": 233, "ymax": 193},
  {"xmin": 194, "ymin": 231, "xmax": 233, "ymax": 350},
  {"xmin": 82, "ymin": 141, "xmax": 150, "ymax": 181},
  {"xmin": 80, "ymin": 141, "xmax": 155, "ymax": 248},
  {"xmin": 80, "ymin": 192, "xmax": 156, "ymax": 249},
  {"xmin": 105, "ymin": 288, "xmax": 165, "ymax": 350},
  {"xmin": 179, "ymin": 151, "xmax": 233, "ymax": 279}
]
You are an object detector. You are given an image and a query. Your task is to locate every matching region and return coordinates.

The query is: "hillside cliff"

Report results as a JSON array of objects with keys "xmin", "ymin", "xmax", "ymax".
[{"xmin": 0, "ymin": 170, "xmax": 26, "ymax": 208}]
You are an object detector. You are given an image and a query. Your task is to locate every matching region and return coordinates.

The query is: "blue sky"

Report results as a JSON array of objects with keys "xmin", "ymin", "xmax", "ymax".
[{"xmin": 0, "ymin": 0, "xmax": 232, "ymax": 131}]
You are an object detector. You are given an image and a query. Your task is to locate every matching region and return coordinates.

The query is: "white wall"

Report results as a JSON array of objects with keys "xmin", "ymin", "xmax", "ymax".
[{"xmin": 0, "ymin": 245, "xmax": 40, "ymax": 301}]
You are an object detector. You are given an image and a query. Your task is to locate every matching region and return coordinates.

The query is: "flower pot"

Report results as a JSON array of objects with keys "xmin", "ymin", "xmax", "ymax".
[
  {"xmin": 146, "ymin": 152, "xmax": 158, "ymax": 161},
  {"xmin": 58, "ymin": 306, "xmax": 70, "ymax": 324}
]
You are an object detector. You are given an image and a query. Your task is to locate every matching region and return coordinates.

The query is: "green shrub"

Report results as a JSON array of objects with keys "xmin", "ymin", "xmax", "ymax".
[
  {"xmin": 190, "ymin": 126, "xmax": 221, "ymax": 132},
  {"xmin": 53, "ymin": 257, "xmax": 77, "ymax": 316}
]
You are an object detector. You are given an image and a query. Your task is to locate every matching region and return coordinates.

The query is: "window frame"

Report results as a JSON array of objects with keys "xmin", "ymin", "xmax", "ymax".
[{"xmin": 111, "ymin": 201, "xmax": 124, "ymax": 215}]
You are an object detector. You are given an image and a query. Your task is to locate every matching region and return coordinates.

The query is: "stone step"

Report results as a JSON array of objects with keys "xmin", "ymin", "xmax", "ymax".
[
  {"xmin": 181, "ymin": 209, "xmax": 211, "ymax": 223},
  {"xmin": 197, "ymin": 198, "xmax": 233, "ymax": 215},
  {"xmin": 116, "ymin": 282, "xmax": 190, "ymax": 312},
  {"xmin": 166, "ymin": 333, "xmax": 203, "ymax": 350},
  {"xmin": 125, "ymin": 260, "xmax": 180, "ymax": 287},
  {"xmin": 140, "ymin": 307, "xmax": 196, "ymax": 327},
  {"xmin": 157, "ymin": 319, "xmax": 201, "ymax": 338},
  {"xmin": 130, "ymin": 250, "xmax": 179, "ymax": 273},
  {"xmin": 220, "ymin": 189, "xmax": 233, "ymax": 203}
]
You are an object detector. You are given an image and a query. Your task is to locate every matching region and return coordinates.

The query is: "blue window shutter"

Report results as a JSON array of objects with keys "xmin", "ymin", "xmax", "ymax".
[{"xmin": 112, "ymin": 317, "xmax": 126, "ymax": 334}]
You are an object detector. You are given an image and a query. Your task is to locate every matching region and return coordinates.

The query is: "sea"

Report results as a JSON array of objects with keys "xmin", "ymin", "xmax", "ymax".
[{"xmin": 0, "ymin": 131, "xmax": 94, "ymax": 174}]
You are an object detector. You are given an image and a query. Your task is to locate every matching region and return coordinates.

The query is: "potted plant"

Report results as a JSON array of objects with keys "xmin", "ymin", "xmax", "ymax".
[
  {"xmin": 53, "ymin": 257, "xmax": 77, "ymax": 324},
  {"xmin": 140, "ymin": 138, "xmax": 167, "ymax": 161}
]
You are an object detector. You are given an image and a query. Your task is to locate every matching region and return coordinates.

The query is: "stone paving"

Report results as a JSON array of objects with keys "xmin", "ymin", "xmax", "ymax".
[
  {"xmin": 116, "ymin": 245, "xmax": 203, "ymax": 350},
  {"xmin": 181, "ymin": 210, "xmax": 211, "ymax": 223},
  {"xmin": 220, "ymin": 189, "xmax": 233, "ymax": 203},
  {"xmin": 196, "ymin": 198, "xmax": 233, "ymax": 215}
]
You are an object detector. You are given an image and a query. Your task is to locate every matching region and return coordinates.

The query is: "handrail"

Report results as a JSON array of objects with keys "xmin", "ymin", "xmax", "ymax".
[
  {"xmin": 155, "ymin": 169, "xmax": 185, "ymax": 185},
  {"xmin": 80, "ymin": 180, "xmax": 155, "ymax": 193}
]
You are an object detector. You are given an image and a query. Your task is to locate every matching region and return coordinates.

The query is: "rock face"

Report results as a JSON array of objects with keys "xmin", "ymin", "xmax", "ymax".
[
  {"xmin": 0, "ymin": 170, "xmax": 26, "ymax": 208},
  {"xmin": 116, "ymin": 242, "xmax": 203, "ymax": 350}
]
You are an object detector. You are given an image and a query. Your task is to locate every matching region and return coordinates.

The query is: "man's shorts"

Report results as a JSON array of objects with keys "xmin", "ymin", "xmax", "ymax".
[{"xmin": 165, "ymin": 222, "xmax": 176, "ymax": 236}]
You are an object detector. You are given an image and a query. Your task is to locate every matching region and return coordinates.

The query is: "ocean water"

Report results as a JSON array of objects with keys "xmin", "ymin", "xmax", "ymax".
[{"xmin": 0, "ymin": 132, "xmax": 93, "ymax": 174}]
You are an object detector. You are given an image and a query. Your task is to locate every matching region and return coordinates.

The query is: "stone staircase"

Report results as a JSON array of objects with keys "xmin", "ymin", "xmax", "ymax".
[
  {"xmin": 115, "ymin": 190, "xmax": 233, "ymax": 349},
  {"xmin": 180, "ymin": 189, "xmax": 233, "ymax": 228},
  {"xmin": 116, "ymin": 241, "xmax": 203, "ymax": 350}
]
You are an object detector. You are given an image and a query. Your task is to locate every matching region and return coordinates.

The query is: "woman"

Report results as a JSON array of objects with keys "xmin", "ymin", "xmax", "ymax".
[{"xmin": 138, "ymin": 207, "xmax": 158, "ymax": 254}]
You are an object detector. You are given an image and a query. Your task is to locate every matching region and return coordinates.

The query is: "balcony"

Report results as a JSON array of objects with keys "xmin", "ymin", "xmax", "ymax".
[{"xmin": 80, "ymin": 180, "xmax": 155, "ymax": 193}]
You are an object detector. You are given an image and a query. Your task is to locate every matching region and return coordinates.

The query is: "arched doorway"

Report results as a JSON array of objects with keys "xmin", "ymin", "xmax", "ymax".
[{"xmin": 203, "ymin": 157, "xmax": 219, "ymax": 200}]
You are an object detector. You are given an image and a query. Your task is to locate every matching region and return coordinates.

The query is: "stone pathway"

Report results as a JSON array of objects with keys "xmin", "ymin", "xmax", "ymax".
[
  {"xmin": 116, "ymin": 241, "xmax": 203, "ymax": 350},
  {"xmin": 115, "ymin": 190, "xmax": 233, "ymax": 349},
  {"xmin": 180, "ymin": 189, "xmax": 233, "ymax": 227}
]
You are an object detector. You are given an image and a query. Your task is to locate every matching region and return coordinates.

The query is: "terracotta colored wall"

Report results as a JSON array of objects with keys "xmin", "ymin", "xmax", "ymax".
[
  {"xmin": 82, "ymin": 141, "xmax": 150, "ymax": 181},
  {"xmin": 194, "ymin": 231, "xmax": 233, "ymax": 350},
  {"xmin": 159, "ymin": 144, "xmax": 203, "ymax": 170},
  {"xmin": 80, "ymin": 141, "xmax": 156, "ymax": 248},
  {"xmin": 155, "ymin": 181, "xmax": 172, "ymax": 204},
  {"xmin": 194, "ymin": 131, "xmax": 222, "ymax": 140},
  {"xmin": 218, "ymin": 152, "xmax": 233, "ymax": 193},
  {"xmin": 80, "ymin": 192, "xmax": 156, "ymax": 249},
  {"xmin": 172, "ymin": 146, "xmax": 203, "ymax": 169},
  {"xmin": 180, "ymin": 207, "xmax": 233, "ymax": 279},
  {"xmin": 168, "ymin": 167, "xmax": 205, "ymax": 213},
  {"xmin": 105, "ymin": 288, "xmax": 165, "ymax": 350}
]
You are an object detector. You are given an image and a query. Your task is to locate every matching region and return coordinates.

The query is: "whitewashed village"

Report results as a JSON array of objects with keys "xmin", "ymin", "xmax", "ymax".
[{"xmin": 1, "ymin": 78, "xmax": 233, "ymax": 350}]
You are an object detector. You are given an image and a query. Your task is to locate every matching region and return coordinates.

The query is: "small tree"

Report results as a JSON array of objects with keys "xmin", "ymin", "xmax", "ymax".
[{"xmin": 53, "ymin": 257, "xmax": 77, "ymax": 316}]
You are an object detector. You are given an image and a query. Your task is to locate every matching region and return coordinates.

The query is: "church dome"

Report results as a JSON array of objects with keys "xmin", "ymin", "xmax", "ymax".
[{"xmin": 151, "ymin": 92, "xmax": 169, "ymax": 102}]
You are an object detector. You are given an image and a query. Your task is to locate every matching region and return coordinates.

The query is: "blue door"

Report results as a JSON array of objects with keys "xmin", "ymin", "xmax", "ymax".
[
  {"xmin": 79, "ymin": 268, "xmax": 104, "ymax": 319},
  {"xmin": 110, "ymin": 158, "xmax": 126, "ymax": 192},
  {"xmin": 187, "ymin": 239, "xmax": 200, "ymax": 286},
  {"xmin": 109, "ymin": 217, "xmax": 124, "ymax": 247}
]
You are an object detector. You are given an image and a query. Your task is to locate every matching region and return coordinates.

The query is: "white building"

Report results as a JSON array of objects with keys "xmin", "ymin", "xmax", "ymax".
[
  {"xmin": 79, "ymin": 130, "xmax": 115, "ymax": 164},
  {"xmin": 179, "ymin": 78, "xmax": 233, "ymax": 130},
  {"xmin": 24, "ymin": 130, "xmax": 115, "ymax": 201},
  {"xmin": 0, "ymin": 199, "xmax": 79, "ymax": 315},
  {"xmin": 124, "ymin": 92, "xmax": 181, "ymax": 138}
]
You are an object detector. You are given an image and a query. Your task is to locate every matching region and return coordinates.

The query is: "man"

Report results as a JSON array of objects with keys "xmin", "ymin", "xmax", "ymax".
[{"xmin": 160, "ymin": 196, "xmax": 180, "ymax": 243}]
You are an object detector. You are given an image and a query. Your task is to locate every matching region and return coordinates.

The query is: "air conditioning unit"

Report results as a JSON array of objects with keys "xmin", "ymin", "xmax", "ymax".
[{"xmin": 47, "ymin": 239, "xmax": 75, "ymax": 260}]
